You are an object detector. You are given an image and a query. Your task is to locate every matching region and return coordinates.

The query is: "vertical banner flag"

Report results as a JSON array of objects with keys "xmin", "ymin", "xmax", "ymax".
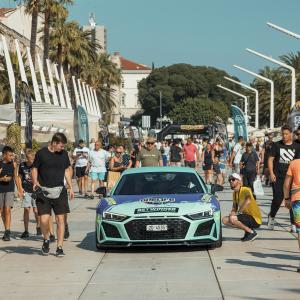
[
  {"xmin": 75, "ymin": 105, "xmax": 89, "ymax": 145},
  {"xmin": 231, "ymin": 105, "xmax": 248, "ymax": 142},
  {"xmin": 22, "ymin": 82, "xmax": 33, "ymax": 149}
]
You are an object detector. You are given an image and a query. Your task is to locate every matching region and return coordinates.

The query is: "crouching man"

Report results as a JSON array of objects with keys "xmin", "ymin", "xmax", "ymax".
[{"xmin": 222, "ymin": 173, "xmax": 262, "ymax": 242}]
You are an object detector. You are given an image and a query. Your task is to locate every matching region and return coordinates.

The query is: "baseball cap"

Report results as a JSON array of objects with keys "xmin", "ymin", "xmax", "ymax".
[{"xmin": 229, "ymin": 173, "xmax": 242, "ymax": 181}]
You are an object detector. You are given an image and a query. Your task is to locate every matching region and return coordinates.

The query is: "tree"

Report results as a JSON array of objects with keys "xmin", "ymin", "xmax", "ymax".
[
  {"xmin": 138, "ymin": 64, "xmax": 241, "ymax": 125},
  {"xmin": 24, "ymin": 0, "xmax": 41, "ymax": 66},
  {"xmin": 41, "ymin": 0, "xmax": 72, "ymax": 70},
  {"xmin": 168, "ymin": 98, "xmax": 229, "ymax": 125}
]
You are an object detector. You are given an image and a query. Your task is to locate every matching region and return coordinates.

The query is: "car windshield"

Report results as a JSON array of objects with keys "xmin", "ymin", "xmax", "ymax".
[{"xmin": 113, "ymin": 172, "xmax": 205, "ymax": 195}]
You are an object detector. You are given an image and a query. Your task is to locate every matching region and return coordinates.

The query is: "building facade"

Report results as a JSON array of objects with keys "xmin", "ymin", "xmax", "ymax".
[
  {"xmin": 83, "ymin": 14, "xmax": 107, "ymax": 54},
  {"xmin": 0, "ymin": 5, "xmax": 43, "ymax": 53},
  {"xmin": 113, "ymin": 53, "xmax": 151, "ymax": 120}
]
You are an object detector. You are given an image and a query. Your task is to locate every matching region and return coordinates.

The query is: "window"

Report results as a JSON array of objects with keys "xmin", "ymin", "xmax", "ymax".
[
  {"xmin": 121, "ymin": 94, "xmax": 126, "ymax": 106},
  {"xmin": 113, "ymin": 172, "xmax": 204, "ymax": 195}
]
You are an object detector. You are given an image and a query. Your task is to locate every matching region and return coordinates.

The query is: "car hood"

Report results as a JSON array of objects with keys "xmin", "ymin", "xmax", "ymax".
[{"xmin": 96, "ymin": 193, "xmax": 220, "ymax": 216}]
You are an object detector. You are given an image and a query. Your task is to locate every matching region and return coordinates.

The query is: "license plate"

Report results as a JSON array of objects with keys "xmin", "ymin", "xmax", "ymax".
[{"xmin": 146, "ymin": 224, "xmax": 168, "ymax": 231}]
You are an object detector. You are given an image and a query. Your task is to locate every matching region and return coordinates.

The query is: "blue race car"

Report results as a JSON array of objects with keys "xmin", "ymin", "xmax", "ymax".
[{"xmin": 95, "ymin": 167, "xmax": 223, "ymax": 249}]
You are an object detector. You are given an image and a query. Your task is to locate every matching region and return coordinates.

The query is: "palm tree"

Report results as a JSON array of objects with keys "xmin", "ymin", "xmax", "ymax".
[
  {"xmin": 280, "ymin": 52, "xmax": 300, "ymax": 102},
  {"xmin": 24, "ymin": 0, "xmax": 41, "ymax": 66},
  {"xmin": 252, "ymin": 66, "xmax": 290, "ymax": 127},
  {"xmin": 41, "ymin": 0, "xmax": 73, "ymax": 70}
]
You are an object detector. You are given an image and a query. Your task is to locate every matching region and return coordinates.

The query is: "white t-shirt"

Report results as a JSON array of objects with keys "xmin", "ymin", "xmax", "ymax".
[
  {"xmin": 233, "ymin": 143, "xmax": 243, "ymax": 164},
  {"xmin": 89, "ymin": 149, "xmax": 109, "ymax": 173},
  {"xmin": 73, "ymin": 147, "xmax": 89, "ymax": 167}
]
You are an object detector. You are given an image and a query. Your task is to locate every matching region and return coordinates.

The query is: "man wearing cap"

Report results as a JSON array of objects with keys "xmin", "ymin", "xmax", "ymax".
[
  {"xmin": 222, "ymin": 173, "xmax": 262, "ymax": 242},
  {"xmin": 136, "ymin": 137, "xmax": 163, "ymax": 167}
]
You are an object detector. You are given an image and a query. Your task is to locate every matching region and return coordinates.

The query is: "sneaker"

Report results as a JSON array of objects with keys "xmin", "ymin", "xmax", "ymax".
[
  {"xmin": 2, "ymin": 230, "xmax": 11, "ymax": 241},
  {"xmin": 84, "ymin": 194, "xmax": 89, "ymax": 199},
  {"xmin": 291, "ymin": 225, "xmax": 297, "ymax": 233},
  {"xmin": 79, "ymin": 191, "xmax": 83, "ymax": 196},
  {"xmin": 49, "ymin": 234, "xmax": 56, "ymax": 243},
  {"xmin": 267, "ymin": 215, "xmax": 275, "ymax": 230},
  {"xmin": 64, "ymin": 224, "xmax": 70, "ymax": 240},
  {"xmin": 56, "ymin": 246, "xmax": 65, "ymax": 257},
  {"xmin": 21, "ymin": 231, "xmax": 29, "ymax": 239},
  {"xmin": 243, "ymin": 230, "xmax": 258, "ymax": 242},
  {"xmin": 241, "ymin": 231, "xmax": 249, "ymax": 241},
  {"xmin": 36, "ymin": 227, "xmax": 42, "ymax": 235},
  {"xmin": 89, "ymin": 195, "xmax": 94, "ymax": 200},
  {"xmin": 41, "ymin": 239, "xmax": 50, "ymax": 255}
]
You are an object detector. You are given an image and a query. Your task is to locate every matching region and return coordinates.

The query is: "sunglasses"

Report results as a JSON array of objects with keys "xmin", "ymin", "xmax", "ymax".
[
  {"xmin": 116, "ymin": 152, "xmax": 122, "ymax": 154},
  {"xmin": 229, "ymin": 178, "xmax": 236, "ymax": 182},
  {"xmin": 147, "ymin": 142, "xmax": 155, "ymax": 145}
]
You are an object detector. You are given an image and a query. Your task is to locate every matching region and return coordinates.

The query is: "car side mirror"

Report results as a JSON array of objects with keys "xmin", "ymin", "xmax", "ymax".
[
  {"xmin": 211, "ymin": 184, "xmax": 223, "ymax": 195},
  {"xmin": 96, "ymin": 187, "xmax": 107, "ymax": 197}
]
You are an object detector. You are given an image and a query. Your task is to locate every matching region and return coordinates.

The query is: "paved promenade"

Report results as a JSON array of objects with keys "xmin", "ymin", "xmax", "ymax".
[{"xmin": 0, "ymin": 183, "xmax": 299, "ymax": 300}]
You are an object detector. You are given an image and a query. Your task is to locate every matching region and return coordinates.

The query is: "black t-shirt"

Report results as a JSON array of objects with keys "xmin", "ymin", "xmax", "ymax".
[
  {"xmin": 170, "ymin": 145, "xmax": 182, "ymax": 162},
  {"xmin": 19, "ymin": 162, "xmax": 33, "ymax": 193},
  {"xmin": 0, "ymin": 161, "xmax": 15, "ymax": 193},
  {"xmin": 241, "ymin": 152, "xmax": 259, "ymax": 173},
  {"xmin": 33, "ymin": 147, "xmax": 70, "ymax": 188},
  {"xmin": 270, "ymin": 141, "xmax": 300, "ymax": 178}
]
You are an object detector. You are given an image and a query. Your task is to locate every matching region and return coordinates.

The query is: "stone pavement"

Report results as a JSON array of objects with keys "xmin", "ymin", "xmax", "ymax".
[{"xmin": 0, "ymin": 183, "xmax": 299, "ymax": 300}]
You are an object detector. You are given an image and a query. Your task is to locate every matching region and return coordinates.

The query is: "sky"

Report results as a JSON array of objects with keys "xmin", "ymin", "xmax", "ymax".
[{"xmin": 2, "ymin": 0, "xmax": 300, "ymax": 83}]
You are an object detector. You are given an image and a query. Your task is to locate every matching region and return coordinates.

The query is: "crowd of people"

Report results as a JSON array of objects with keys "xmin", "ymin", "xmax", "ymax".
[{"xmin": 0, "ymin": 126, "xmax": 300, "ymax": 271}]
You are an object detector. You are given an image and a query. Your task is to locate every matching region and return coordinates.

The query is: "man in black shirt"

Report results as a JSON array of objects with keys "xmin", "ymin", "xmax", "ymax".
[
  {"xmin": 17, "ymin": 149, "xmax": 41, "ymax": 238},
  {"xmin": 170, "ymin": 140, "xmax": 183, "ymax": 167},
  {"xmin": 32, "ymin": 133, "xmax": 74, "ymax": 256},
  {"xmin": 268, "ymin": 125, "xmax": 300, "ymax": 231},
  {"xmin": 0, "ymin": 146, "xmax": 20, "ymax": 241}
]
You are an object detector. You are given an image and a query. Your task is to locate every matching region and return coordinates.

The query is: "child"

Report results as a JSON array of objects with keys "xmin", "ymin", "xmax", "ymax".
[
  {"xmin": 0, "ymin": 146, "xmax": 19, "ymax": 241},
  {"xmin": 17, "ymin": 149, "xmax": 41, "ymax": 238}
]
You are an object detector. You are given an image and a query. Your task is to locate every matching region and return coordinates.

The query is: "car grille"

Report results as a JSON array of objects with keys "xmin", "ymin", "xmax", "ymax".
[
  {"xmin": 125, "ymin": 218, "xmax": 190, "ymax": 240},
  {"xmin": 194, "ymin": 220, "xmax": 215, "ymax": 237},
  {"xmin": 102, "ymin": 222, "xmax": 121, "ymax": 238}
]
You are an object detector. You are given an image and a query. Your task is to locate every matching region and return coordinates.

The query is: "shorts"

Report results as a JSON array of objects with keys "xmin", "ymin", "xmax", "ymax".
[
  {"xmin": 36, "ymin": 187, "xmax": 70, "ymax": 216},
  {"xmin": 213, "ymin": 163, "xmax": 221, "ymax": 174},
  {"xmin": 237, "ymin": 214, "xmax": 260, "ymax": 229},
  {"xmin": 90, "ymin": 171, "xmax": 106, "ymax": 181},
  {"xmin": 203, "ymin": 164, "xmax": 212, "ymax": 171},
  {"xmin": 22, "ymin": 192, "xmax": 37, "ymax": 208},
  {"xmin": 170, "ymin": 162, "xmax": 181, "ymax": 167},
  {"xmin": 0, "ymin": 192, "xmax": 14, "ymax": 209},
  {"xmin": 185, "ymin": 161, "xmax": 196, "ymax": 168},
  {"xmin": 75, "ymin": 166, "xmax": 87, "ymax": 178},
  {"xmin": 292, "ymin": 200, "xmax": 300, "ymax": 233}
]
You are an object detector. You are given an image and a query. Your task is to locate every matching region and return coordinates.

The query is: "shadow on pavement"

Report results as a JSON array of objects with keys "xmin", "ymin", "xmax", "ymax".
[
  {"xmin": 225, "ymin": 258, "xmax": 296, "ymax": 272},
  {"xmin": 247, "ymin": 251, "xmax": 300, "ymax": 261},
  {"xmin": 0, "ymin": 246, "xmax": 41, "ymax": 255},
  {"xmin": 77, "ymin": 231, "xmax": 209, "ymax": 253}
]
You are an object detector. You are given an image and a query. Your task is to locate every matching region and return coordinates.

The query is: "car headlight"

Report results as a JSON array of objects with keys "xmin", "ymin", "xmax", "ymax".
[
  {"xmin": 103, "ymin": 212, "xmax": 129, "ymax": 222},
  {"xmin": 186, "ymin": 209, "xmax": 213, "ymax": 220}
]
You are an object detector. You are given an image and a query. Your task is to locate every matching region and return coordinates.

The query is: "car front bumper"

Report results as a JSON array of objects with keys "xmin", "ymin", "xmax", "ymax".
[{"xmin": 95, "ymin": 211, "xmax": 221, "ymax": 247}]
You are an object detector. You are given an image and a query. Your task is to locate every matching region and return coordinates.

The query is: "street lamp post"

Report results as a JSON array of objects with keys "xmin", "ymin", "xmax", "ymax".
[
  {"xmin": 267, "ymin": 22, "xmax": 300, "ymax": 40},
  {"xmin": 159, "ymin": 91, "xmax": 162, "ymax": 130},
  {"xmin": 224, "ymin": 76, "xmax": 259, "ymax": 129},
  {"xmin": 233, "ymin": 65, "xmax": 275, "ymax": 129},
  {"xmin": 217, "ymin": 84, "xmax": 249, "ymax": 124},
  {"xmin": 246, "ymin": 48, "xmax": 296, "ymax": 108}
]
